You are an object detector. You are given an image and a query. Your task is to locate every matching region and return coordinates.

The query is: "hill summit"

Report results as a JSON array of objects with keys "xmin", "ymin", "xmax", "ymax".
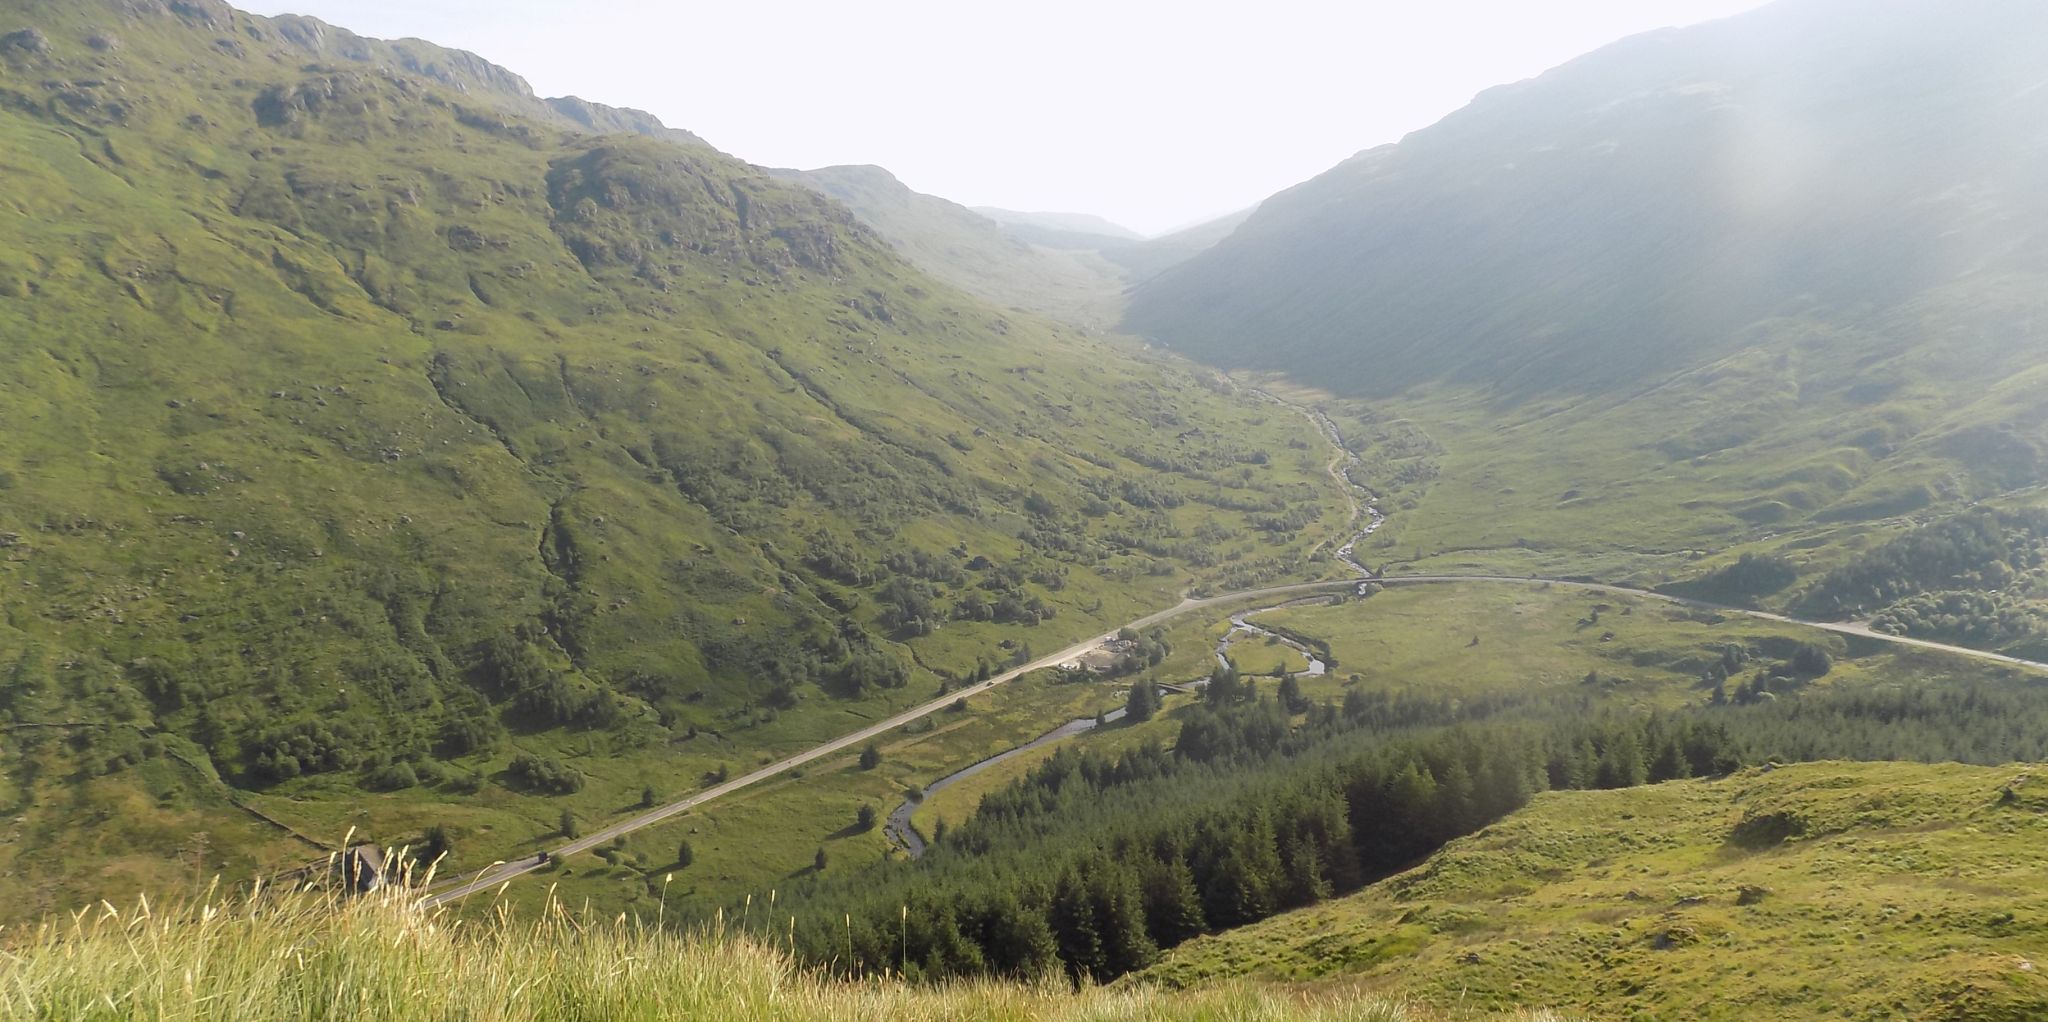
[{"xmin": 1128, "ymin": 0, "xmax": 2048, "ymax": 397}]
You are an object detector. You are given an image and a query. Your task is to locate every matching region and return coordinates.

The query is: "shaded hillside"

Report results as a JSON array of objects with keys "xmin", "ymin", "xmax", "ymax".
[
  {"xmin": 1119, "ymin": 0, "xmax": 2048, "ymax": 603},
  {"xmin": 974, "ymin": 207, "xmax": 1143, "ymax": 243},
  {"xmin": 0, "ymin": 0, "xmax": 1339, "ymax": 917},
  {"xmin": 773, "ymin": 165, "xmax": 1127, "ymax": 327},
  {"xmin": 971, "ymin": 205, "xmax": 1256, "ymax": 282},
  {"xmin": 1102, "ymin": 208, "xmax": 1255, "ymax": 282},
  {"xmin": 1128, "ymin": 0, "xmax": 2048, "ymax": 397},
  {"xmin": 776, "ymin": 171, "xmax": 1250, "ymax": 326}
]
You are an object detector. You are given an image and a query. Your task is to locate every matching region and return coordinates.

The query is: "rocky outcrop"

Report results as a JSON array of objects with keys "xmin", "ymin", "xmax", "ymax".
[
  {"xmin": 545, "ymin": 96, "xmax": 707, "ymax": 149},
  {"xmin": 0, "ymin": 27, "xmax": 51, "ymax": 56}
]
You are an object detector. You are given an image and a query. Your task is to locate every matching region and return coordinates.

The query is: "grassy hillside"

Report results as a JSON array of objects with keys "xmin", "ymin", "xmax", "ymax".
[
  {"xmin": 0, "ymin": 883, "xmax": 1585, "ymax": 1022},
  {"xmin": 1123, "ymin": 0, "xmax": 2048, "ymax": 616},
  {"xmin": 1313, "ymin": 358, "xmax": 2048, "ymax": 647},
  {"xmin": 776, "ymin": 170, "xmax": 1252, "ymax": 328},
  {"xmin": 705, "ymin": 569, "xmax": 2048, "ymax": 990},
  {"xmin": 974, "ymin": 207, "xmax": 1143, "ymax": 242},
  {"xmin": 901, "ymin": 578, "xmax": 2029, "ymax": 843},
  {"xmin": 977, "ymin": 205, "xmax": 1256, "ymax": 286},
  {"xmin": 773, "ymin": 165, "xmax": 1128, "ymax": 329},
  {"xmin": 514, "ymin": 580, "xmax": 2027, "ymax": 939},
  {"xmin": 1144, "ymin": 761, "xmax": 2048, "ymax": 1021},
  {"xmin": 1131, "ymin": 0, "xmax": 2048, "ymax": 397},
  {"xmin": 1103, "ymin": 208, "xmax": 1255, "ymax": 282},
  {"xmin": 0, "ymin": 0, "xmax": 1350, "ymax": 920}
]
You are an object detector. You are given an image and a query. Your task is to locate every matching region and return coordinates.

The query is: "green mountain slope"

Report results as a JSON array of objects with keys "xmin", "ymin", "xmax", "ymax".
[
  {"xmin": 1103, "ymin": 207, "xmax": 1254, "ymax": 282},
  {"xmin": 974, "ymin": 207, "xmax": 1142, "ymax": 242},
  {"xmin": 1129, "ymin": 0, "xmax": 2048, "ymax": 396},
  {"xmin": 1144, "ymin": 761, "xmax": 2048, "ymax": 1021},
  {"xmin": 0, "ymin": 0, "xmax": 1342, "ymax": 917},
  {"xmin": 775, "ymin": 169, "xmax": 1250, "ymax": 328},
  {"xmin": 975, "ymin": 204, "xmax": 1254, "ymax": 284},
  {"xmin": 1118, "ymin": 0, "xmax": 2048, "ymax": 612},
  {"xmin": 773, "ymin": 165, "xmax": 1128, "ymax": 328}
]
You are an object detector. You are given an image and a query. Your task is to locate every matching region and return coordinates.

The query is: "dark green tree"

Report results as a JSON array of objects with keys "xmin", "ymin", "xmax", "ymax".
[
  {"xmin": 1089, "ymin": 865, "xmax": 1159, "ymax": 976},
  {"xmin": 1124, "ymin": 680, "xmax": 1159, "ymax": 722},
  {"xmin": 1138, "ymin": 858, "xmax": 1207, "ymax": 946},
  {"xmin": 1277, "ymin": 674, "xmax": 1309, "ymax": 714},
  {"xmin": 1649, "ymin": 734, "xmax": 1692, "ymax": 782},
  {"xmin": 1790, "ymin": 643, "xmax": 1833, "ymax": 677},
  {"xmin": 1203, "ymin": 662, "xmax": 1243, "ymax": 707},
  {"xmin": 1048, "ymin": 869, "xmax": 1104, "ymax": 980},
  {"xmin": 1595, "ymin": 733, "xmax": 1648, "ymax": 789},
  {"xmin": 420, "ymin": 824, "xmax": 452, "ymax": 868}
]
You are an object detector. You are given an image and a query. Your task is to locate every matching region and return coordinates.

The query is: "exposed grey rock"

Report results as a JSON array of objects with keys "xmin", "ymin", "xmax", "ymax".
[{"xmin": 0, "ymin": 28, "xmax": 51, "ymax": 56}]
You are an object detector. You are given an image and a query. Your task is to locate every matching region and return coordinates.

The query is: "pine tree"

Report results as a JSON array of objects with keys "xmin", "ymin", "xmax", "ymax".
[
  {"xmin": 1649, "ymin": 734, "xmax": 1692, "ymax": 782},
  {"xmin": 1203, "ymin": 662, "xmax": 1241, "ymax": 706},
  {"xmin": 1570, "ymin": 738, "xmax": 1600, "ymax": 789},
  {"xmin": 676, "ymin": 839, "xmax": 694, "ymax": 868},
  {"xmin": 1089, "ymin": 865, "xmax": 1159, "ymax": 976},
  {"xmin": 1277, "ymin": 674, "xmax": 1309, "ymax": 714},
  {"xmin": 1596, "ymin": 732, "xmax": 1648, "ymax": 788},
  {"xmin": 1376, "ymin": 761, "xmax": 1440, "ymax": 862},
  {"xmin": 1048, "ymin": 869, "xmax": 1104, "ymax": 980},
  {"xmin": 1138, "ymin": 858, "xmax": 1207, "ymax": 947},
  {"xmin": 1430, "ymin": 757, "xmax": 1478, "ymax": 839},
  {"xmin": 1277, "ymin": 832, "xmax": 1331, "ymax": 908},
  {"xmin": 1200, "ymin": 846, "xmax": 1275, "ymax": 929},
  {"xmin": 1479, "ymin": 742, "xmax": 1536, "ymax": 819},
  {"xmin": 859, "ymin": 743, "xmax": 882, "ymax": 770},
  {"xmin": 1124, "ymin": 679, "xmax": 1159, "ymax": 722},
  {"xmin": 1342, "ymin": 686, "xmax": 1371, "ymax": 722},
  {"xmin": 979, "ymin": 889, "xmax": 1059, "ymax": 978}
]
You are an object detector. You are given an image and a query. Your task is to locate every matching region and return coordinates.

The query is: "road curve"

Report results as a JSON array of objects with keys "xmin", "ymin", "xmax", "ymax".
[
  {"xmin": 420, "ymin": 578, "xmax": 1359, "ymax": 907},
  {"xmin": 423, "ymin": 394, "xmax": 2048, "ymax": 906},
  {"xmin": 428, "ymin": 570, "xmax": 2048, "ymax": 906},
  {"xmin": 1374, "ymin": 574, "xmax": 2048, "ymax": 673}
]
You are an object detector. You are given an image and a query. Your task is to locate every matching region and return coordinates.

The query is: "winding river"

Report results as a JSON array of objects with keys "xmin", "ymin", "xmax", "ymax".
[{"xmin": 884, "ymin": 399, "xmax": 1380, "ymax": 857}]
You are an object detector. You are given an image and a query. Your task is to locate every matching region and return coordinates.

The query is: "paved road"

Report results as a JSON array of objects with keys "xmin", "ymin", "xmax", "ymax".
[
  {"xmin": 421, "ymin": 577, "xmax": 1358, "ymax": 906},
  {"xmin": 429, "ymin": 568, "xmax": 2048, "ymax": 905},
  {"xmin": 1373, "ymin": 574, "xmax": 2048, "ymax": 672},
  {"xmin": 883, "ymin": 711, "xmax": 1120, "ymax": 859},
  {"xmin": 423, "ymin": 392, "xmax": 2048, "ymax": 906}
]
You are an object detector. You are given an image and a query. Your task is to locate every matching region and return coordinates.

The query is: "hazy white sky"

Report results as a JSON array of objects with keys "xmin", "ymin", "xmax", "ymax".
[{"xmin": 240, "ymin": 0, "xmax": 1773, "ymax": 234}]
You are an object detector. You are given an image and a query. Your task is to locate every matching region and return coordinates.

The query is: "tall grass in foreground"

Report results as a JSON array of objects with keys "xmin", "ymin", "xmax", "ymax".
[{"xmin": 0, "ymin": 875, "xmax": 1576, "ymax": 1022}]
